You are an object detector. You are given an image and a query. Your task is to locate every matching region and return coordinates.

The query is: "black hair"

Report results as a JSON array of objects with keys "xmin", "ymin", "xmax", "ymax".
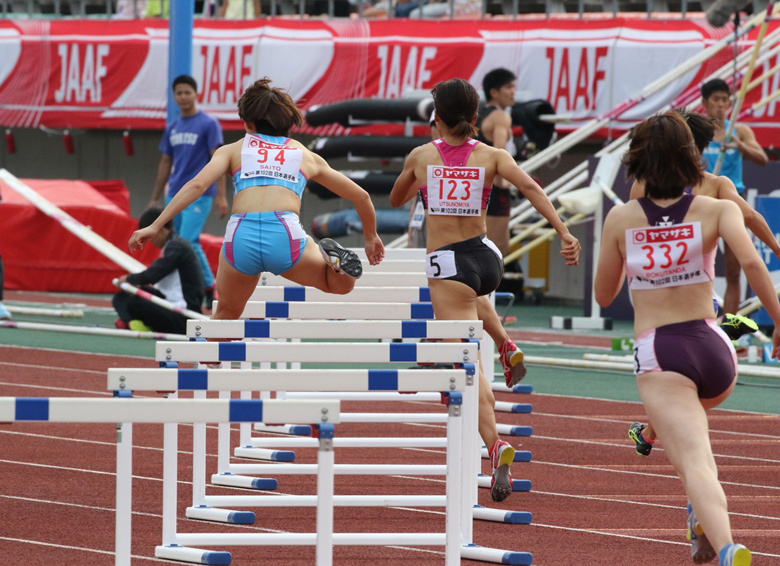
[
  {"xmin": 431, "ymin": 78, "xmax": 479, "ymax": 139},
  {"xmin": 138, "ymin": 206, "xmax": 173, "ymax": 231},
  {"xmin": 701, "ymin": 78, "xmax": 730, "ymax": 100},
  {"xmin": 237, "ymin": 78, "xmax": 303, "ymax": 136},
  {"xmin": 623, "ymin": 111, "xmax": 703, "ymax": 199},
  {"xmin": 672, "ymin": 108, "xmax": 715, "ymax": 155},
  {"xmin": 482, "ymin": 68, "xmax": 516, "ymax": 102},
  {"xmin": 172, "ymin": 74, "xmax": 198, "ymax": 92}
]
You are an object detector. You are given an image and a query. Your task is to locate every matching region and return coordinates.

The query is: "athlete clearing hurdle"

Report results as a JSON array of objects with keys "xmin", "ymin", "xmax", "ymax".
[
  {"xmin": 129, "ymin": 78, "xmax": 385, "ymax": 323},
  {"xmin": 389, "ymin": 78, "xmax": 580, "ymax": 502},
  {"xmin": 595, "ymin": 111, "xmax": 780, "ymax": 566}
]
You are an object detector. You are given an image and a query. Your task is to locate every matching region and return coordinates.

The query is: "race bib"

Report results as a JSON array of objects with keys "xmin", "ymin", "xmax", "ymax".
[
  {"xmin": 625, "ymin": 221, "xmax": 708, "ymax": 290},
  {"xmin": 425, "ymin": 250, "xmax": 457, "ymax": 279},
  {"xmin": 240, "ymin": 135, "xmax": 302, "ymax": 183},
  {"xmin": 426, "ymin": 165, "xmax": 485, "ymax": 216}
]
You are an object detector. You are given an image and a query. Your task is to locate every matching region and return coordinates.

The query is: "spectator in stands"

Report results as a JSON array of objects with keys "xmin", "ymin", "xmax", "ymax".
[
  {"xmin": 114, "ymin": 0, "xmax": 147, "ymax": 18},
  {"xmin": 700, "ymin": 78, "xmax": 769, "ymax": 317},
  {"xmin": 113, "ymin": 207, "xmax": 204, "ymax": 335},
  {"xmin": 145, "ymin": 0, "xmax": 168, "ymax": 16},
  {"xmin": 149, "ymin": 74, "xmax": 227, "ymax": 311},
  {"xmin": 219, "ymin": 0, "xmax": 260, "ymax": 17}
]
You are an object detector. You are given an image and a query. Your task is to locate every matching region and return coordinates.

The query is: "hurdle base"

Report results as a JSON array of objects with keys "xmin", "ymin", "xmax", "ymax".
[
  {"xmin": 211, "ymin": 473, "xmax": 278, "ymax": 490},
  {"xmin": 234, "ymin": 446, "xmax": 295, "ymax": 462},
  {"xmin": 253, "ymin": 423, "xmax": 312, "ymax": 435},
  {"xmin": 494, "ymin": 401, "xmax": 532, "ymax": 414},
  {"xmin": 491, "ymin": 382, "xmax": 533, "ymax": 394},
  {"xmin": 461, "ymin": 543, "xmax": 532, "ymax": 565},
  {"xmin": 155, "ymin": 544, "xmax": 232, "ymax": 565},
  {"xmin": 186, "ymin": 505, "xmax": 255, "ymax": 524},
  {"xmin": 477, "ymin": 475, "xmax": 531, "ymax": 492},
  {"xmin": 550, "ymin": 315, "xmax": 613, "ymax": 330},
  {"xmin": 480, "ymin": 448, "xmax": 532, "ymax": 462},
  {"xmin": 495, "ymin": 423, "xmax": 533, "ymax": 437},
  {"xmin": 472, "ymin": 505, "xmax": 532, "ymax": 525}
]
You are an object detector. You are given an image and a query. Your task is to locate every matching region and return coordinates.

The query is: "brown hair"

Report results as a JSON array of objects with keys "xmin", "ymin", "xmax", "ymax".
[
  {"xmin": 238, "ymin": 78, "xmax": 303, "ymax": 136},
  {"xmin": 623, "ymin": 111, "xmax": 703, "ymax": 199},
  {"xmin": 431, "ymin": 78, "xmax": 479, "ymax": 139}
]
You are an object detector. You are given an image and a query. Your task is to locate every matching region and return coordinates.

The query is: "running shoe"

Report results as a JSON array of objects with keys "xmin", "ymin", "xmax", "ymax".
[
  {"xmin": 719, "ymin": 314, "xmax": 758, "ymax": 341},
  {"xmin": 718, "ymin": 543, "xmax": 751, "ymax": 566},
  {"xmin": 687, "ymin": 503, "xmax": 716, "ymax": 564},
  {"xmin": 498, "ymin": 339, "xmax": 527, "ymax": 387},
  {"xmin": 628, "ymin": 422, "xmax": 655, "ymax": 457},
  {"xmin": 489, "ymin": 439, "xmax": 515, "ymax": 502},
  {"xmin": 319, "ymin": 238, "xmax": 362, "ymax": 278},
  {"xmin": 128, "ymin": 319, "xmax": 152, "ymax": 332},
  {"xmin": 0, "ymin": 302, "xmax": 12, "ymax": 320}
]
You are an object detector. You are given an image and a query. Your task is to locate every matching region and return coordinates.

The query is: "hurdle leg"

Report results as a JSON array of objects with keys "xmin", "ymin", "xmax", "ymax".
[
  {"xmin": 444, "ymin": 393, "xmax": 464, "ymax": 566},
  {"xmin": 192, "ymin": 390, "xmax": 207, "ymax": 506},
  {"xmin": 115, "ymin": 422, "xmax": 132, "ymax": 566},
  {"xmin": 160, "ymin": 393, "xmax": 178, "ymax": 547},
  {"xmin": 315, "ymin": 424, "xmax": 335, "ymax": 566},
  {"xmin": 460, "ymin": 363, "xmax": 479, "ymax": 544}
]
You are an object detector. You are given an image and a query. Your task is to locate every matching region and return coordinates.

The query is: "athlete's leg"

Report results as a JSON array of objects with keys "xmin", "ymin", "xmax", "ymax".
[
  {"xmin": 211, "ymin": 251, "xmax": 261, "ymax": 320},
  {"xmin": 636, "ymin": 371, "xmax": 733, "ymax": 553},
  {"xmin": 281, "ymin": 237, "xmax": 357, "ymax": 294},
  {"xmin": 176, "ymin": 195, "xmax": 216, "ymax": 289}
]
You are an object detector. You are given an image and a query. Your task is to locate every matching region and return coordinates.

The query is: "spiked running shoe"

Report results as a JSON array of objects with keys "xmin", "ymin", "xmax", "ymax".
[
  {"xmin": 319, "ymin": 238, "xmax": 362, "ymax": 278},
  {"xmin": 489, "ymin": 439, "xmax": 515, "ymax": 502},
  {"xmin": 687, "ymin": 504, "xmax": 716, "ymax": 564},
  {"xmin": 498, "ymin": 339, "xmax": 527, "ymax": 387},
  {"xmin": 719, "ymin": 313, "xmax": 758, "ymax": 341},
  {"xmin": 628, "ymin": 422, "xmax": 655, "ymax": 457},
  {"xmin": 719, "ymin": 544, "xmax": 751, "ymax": 566}
]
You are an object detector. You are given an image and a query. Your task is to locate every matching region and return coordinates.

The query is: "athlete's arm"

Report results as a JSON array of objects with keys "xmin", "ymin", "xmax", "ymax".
[
  {"xmin": 496, "ymin": 150, "xmax": 580, "ymax": 265},
  {"xmin": 734, "ymin": 124, "xmax": 768, "ymax": 166},
  {"xmin": 594, "ymin": 206, "xmax": 627, "ymax": 307},
  {"xmin": 389, "ymin": 148, "xmax": 422, "ymax": 208},
  {"xmin": 718, "ymin": 199, "xmax": 780, "ymax": 356},
  {"xmin": 130, "ymin": 146, "xmax": 232, "ymax": 251},
  {"xmin": 716, "ymin": 176, "xmax": 780, "ymax": 258}
]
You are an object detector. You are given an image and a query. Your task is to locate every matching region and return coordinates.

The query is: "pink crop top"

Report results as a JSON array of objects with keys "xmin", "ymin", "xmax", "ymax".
[{"xmin": 418, "ymin": 138, "xmax": 492, "ymax": 210}]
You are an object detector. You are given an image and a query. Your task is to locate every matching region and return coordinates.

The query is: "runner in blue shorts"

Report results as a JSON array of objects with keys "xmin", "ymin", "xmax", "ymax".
[{"xmin": 129, "ymin": 78, "xmax": 385, "ymax": 320}]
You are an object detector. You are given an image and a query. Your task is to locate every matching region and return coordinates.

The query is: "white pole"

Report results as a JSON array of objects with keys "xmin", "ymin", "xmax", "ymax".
[{"xmin": 114, "ymin": 279, "xmax": 209, "ymax": 320}]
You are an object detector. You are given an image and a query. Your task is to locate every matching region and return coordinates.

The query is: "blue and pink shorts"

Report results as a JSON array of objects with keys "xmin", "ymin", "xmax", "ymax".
[
  {"xmin": 222, "ymin": 211, "xmax": 308, "ymax": 276},
  {"xmin": 633, "ymin": 319, "xmax": 737, "ymax": 399}
]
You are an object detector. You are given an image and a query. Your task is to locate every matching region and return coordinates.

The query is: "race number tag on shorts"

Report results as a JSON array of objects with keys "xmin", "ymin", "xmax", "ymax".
[
  {"xmin": 625, "ymin": 221, "xmax": 707, "ymax": 290},
  {"xmin": 426, "ymin": 165, "xmax": 485, "ymax": 216},
  {"xmin": 240, "ymin": 135, "xmax": 302, "ymax": 183},
  {"xmin": 409, "ymin": 199, "xmax": 425, "ymax": 229},
  {"xmin": 425, "ymin": 250, "xmax": 457, "ymax": 279}
]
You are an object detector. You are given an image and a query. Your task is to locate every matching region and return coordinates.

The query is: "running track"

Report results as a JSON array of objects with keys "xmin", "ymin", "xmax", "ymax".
[{"xmin": 0, "ymin": 345, "xmax": 778, "ymax": 565}]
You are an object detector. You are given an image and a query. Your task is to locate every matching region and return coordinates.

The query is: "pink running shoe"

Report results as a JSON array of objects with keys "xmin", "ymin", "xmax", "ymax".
[
  {"xmin": 498, "ymin": 339, "xmax": 527, "ymax": 387},
  {"xmin": 489, "ymin": 439, "xmax": 515, "ymax": 502},
  {"xmin": 687, "ymin": 504, "xmax": 716, "ymax": 564}
]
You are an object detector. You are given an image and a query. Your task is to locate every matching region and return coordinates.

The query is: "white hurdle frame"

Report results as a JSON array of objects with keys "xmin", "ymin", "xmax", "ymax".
[
  {"xmin": 0, "ymin": 397, "xmax": 339, "ymax": 566},
  {"xmin": 148, "ymin": 340, "xmax": 475, "ymax": 565},
  {"xmin": 179, "ymin": 319, "xmax": 533, "ymax": 565}
]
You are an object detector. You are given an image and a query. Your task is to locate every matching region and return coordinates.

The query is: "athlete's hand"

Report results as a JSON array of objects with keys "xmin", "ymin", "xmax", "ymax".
[
  {"xmin": 559, "ymin": 233, "xmax": 581, "ymax": 266},
  {"xmin": 365, "ymin": 235, "xmax": 385, "ymax": 266},
  {"xmin": 772, "ymin": 327, "xmax": 780, "ymax": 362},
  {"xmin": 128, "ymin": 227, "xmax": 156, "ymax": 252}
]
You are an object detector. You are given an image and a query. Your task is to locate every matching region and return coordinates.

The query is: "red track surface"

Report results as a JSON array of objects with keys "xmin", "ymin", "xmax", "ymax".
[{"xmin": 0, "ymin": 345, "xmax": 778, "ymax": 565}]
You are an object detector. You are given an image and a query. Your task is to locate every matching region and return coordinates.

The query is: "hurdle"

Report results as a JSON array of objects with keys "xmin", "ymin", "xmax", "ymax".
[
  {"xmin": 249, "ymin": 285, "xmax": 431, "ymax": 303},
  {"xmin": 259, "ymin": 271, "xmax": 429, "ymax": 287},
  {"xmin": 0, "ymin": 396, "xmax": 339, "ymax": 566},
  {"xmin": 176, "ymin": 319, "xmax": 534, "ymax": 564}
]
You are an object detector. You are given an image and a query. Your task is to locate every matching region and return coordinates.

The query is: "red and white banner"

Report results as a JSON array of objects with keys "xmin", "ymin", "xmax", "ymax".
[{"xmin": 1, "ymin": 17, "xmax": 780, "ymax": 144}]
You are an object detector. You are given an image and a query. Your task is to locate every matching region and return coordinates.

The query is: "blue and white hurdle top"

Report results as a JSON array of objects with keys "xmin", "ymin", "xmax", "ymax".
[
  {"xmin": 249, "ymin": 286, "xmax": 431, "ymax": 303},
  {"xmin": 0, "ymin": 397, "xmax": 340, "ymax": 424},
  {"xmin": 186, "ymin": 319, "xmax": 482, "ymax": 340},
  {"xmin": 215, "ymin": 301, "xmax": 435, "ymax": 321}
]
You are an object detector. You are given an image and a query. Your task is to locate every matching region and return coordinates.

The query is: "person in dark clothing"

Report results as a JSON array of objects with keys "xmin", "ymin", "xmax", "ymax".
[{"xmin": 113, "ymin": 207, "xmax": 204, "ymax": 334}]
